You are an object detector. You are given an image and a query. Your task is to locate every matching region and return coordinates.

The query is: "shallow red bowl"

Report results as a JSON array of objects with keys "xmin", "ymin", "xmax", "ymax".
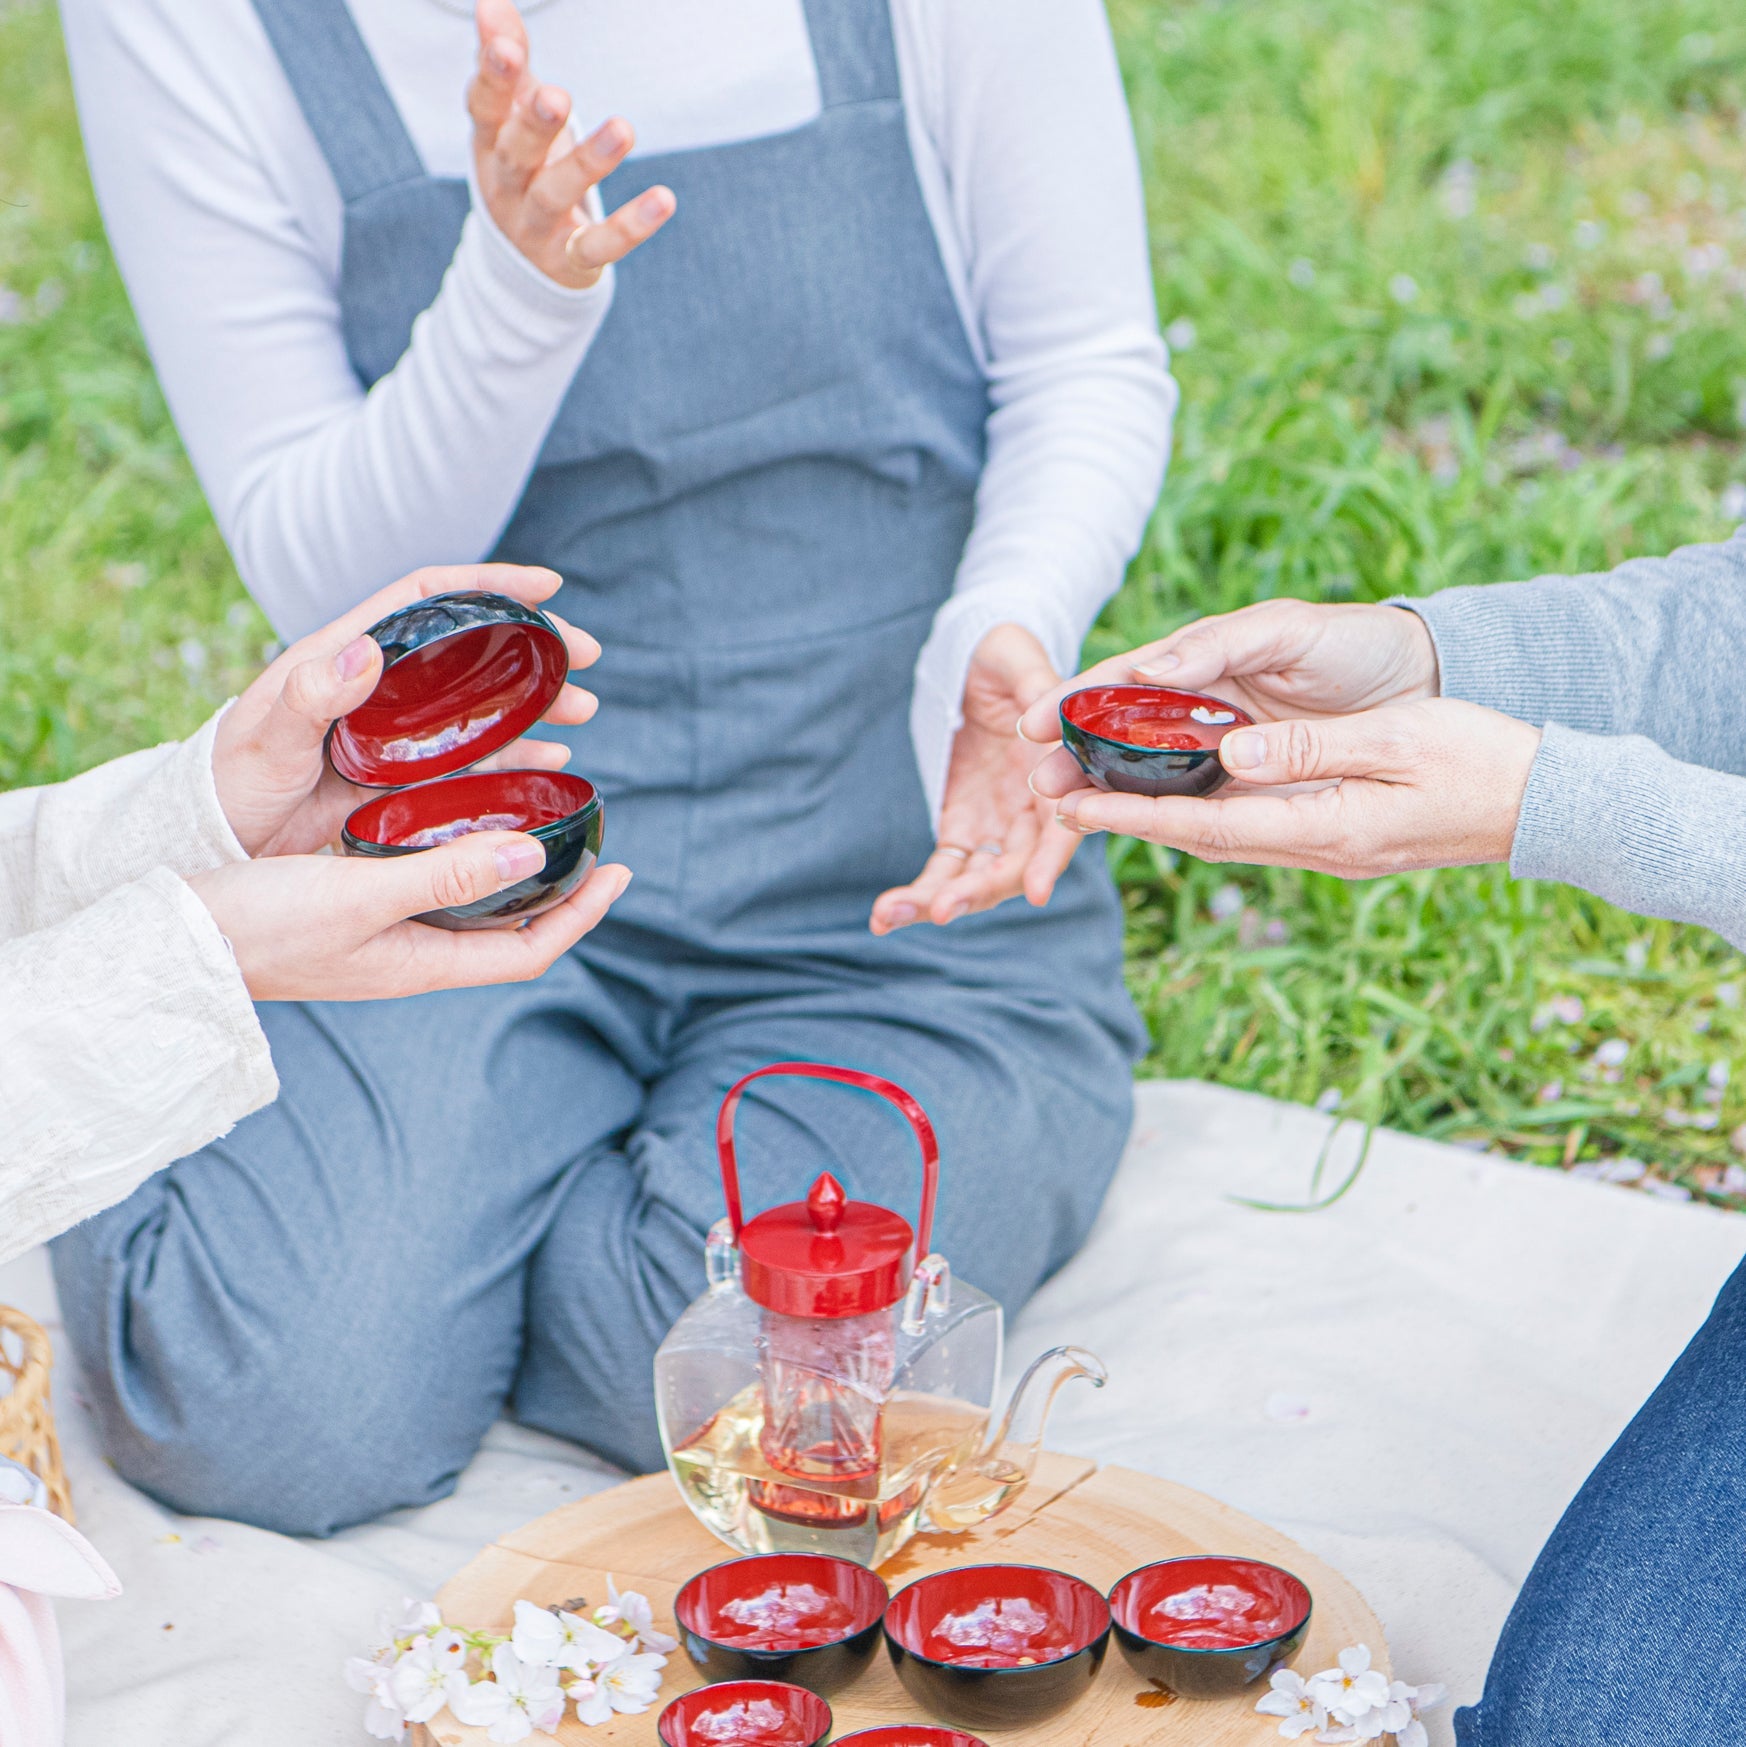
[
  {"xmin": 832, "ymin": 1730, "xmax": 990, "ymax": 1746},
  {"xmin": 675, "ymin": 1553, "xmax": 888, "ymax": 1696},
  {"xmin": 1059, "ymin": 685, "xmax": 1252, "ymax": 798},
  {"xmin": 327, "ymin": 590, "xmax": 569, "ymax": 789},
  {"xmin": 883, "ymin": 1564, "xmax": 1110, "ymax": 1730},
  {"xmin": 1108, "ymin": 1555, "xmax": 1312, "ymax": 1698},
  {"xmin": 340, "ymin": 768, "xmax": 602, "ymax": 931},
  {"xmin": 656, "ymin": 1680, "xmax": 831, "ymax": 1746}
]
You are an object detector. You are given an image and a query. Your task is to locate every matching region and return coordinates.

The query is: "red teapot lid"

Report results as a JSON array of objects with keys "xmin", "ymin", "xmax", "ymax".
[
  {"xmin": 718, "ymin": 1064, "xmax": 940, "ymax": 1321},
  {"xmin": 326, "ymin": 591, "xmax": 568, "ymax": 789}
]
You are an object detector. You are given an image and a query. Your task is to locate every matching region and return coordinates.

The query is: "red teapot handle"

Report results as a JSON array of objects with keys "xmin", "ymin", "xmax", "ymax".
[{"xmin": 716, "ymin": 1061, "xmax": 939, "ymax": 1260}]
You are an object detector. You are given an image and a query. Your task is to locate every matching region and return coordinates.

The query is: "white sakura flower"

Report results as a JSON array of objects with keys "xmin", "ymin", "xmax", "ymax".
[
  {"xmin": 1374, "ymin": 1681, "xmax": 1415, "ymax": 1734},
  {"xmin": 451, "ymin": 1645, "xmax": 566, "ymax": 1743},
  {"xmin": 1388, "ymin": 1679, "xmax": 1446, "ymax": 1747},
  {"xmin": 345, "ymin": 1653, "xmax": 408, "ymax": 1743},
  {"xmin": 428, "ymin": 1628, "xmax": 469, "ymax": 1670},
  {"xmin": 387, "ymin": 1599, "xmax": 443, "ymax": 1643},
  {"xmin": 1317, "ymin": 1708, "xmax": 1389, "ymax": 1742},
  {"xmin": 594, "ymin": 1575, "xmax": 679, "ymax": 1655},
  {"xmin": 449, "ymin": 1676, "xmax": 508, "ymax": 1733},
  {"xmin": 511, "ymin": 1598, "xmax": 629, "ymax": 1673},
  {"xmin": 1255, "ymin": 1666, "xmax": 1325, "ymax": 1738},
  {"xmin": 568, "ymin": 1651, "xmax": 668, "ymax": 1724},
  {"xmin": 1307, "ymin": 1645, "xmax": 1389, "ymax": 1720},
  {"xmin": 389, "ymin": 1640, "xmax": 470, "ymax": 1725}
]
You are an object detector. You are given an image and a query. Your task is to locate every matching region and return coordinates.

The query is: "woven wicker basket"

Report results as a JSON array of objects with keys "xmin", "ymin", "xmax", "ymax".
[{"xmin": 0, "ymin": 1306, "xmax": 73, "ymax": 1523}]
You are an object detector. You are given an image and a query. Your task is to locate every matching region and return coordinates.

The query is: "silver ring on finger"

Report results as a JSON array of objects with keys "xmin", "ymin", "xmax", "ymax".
[
  {"xmin": 933, "ymin": 843, "xmax": 973, "ymax": 862},
  {"xmin": 972, "ymin": 841, "xmax": 1006, "ymax": 857}
]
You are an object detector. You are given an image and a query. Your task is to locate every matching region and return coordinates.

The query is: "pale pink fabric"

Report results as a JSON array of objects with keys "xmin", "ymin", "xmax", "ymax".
[{"xmin": 0, "ymin": 1504, "xmax": 120, "ymax": 1747}]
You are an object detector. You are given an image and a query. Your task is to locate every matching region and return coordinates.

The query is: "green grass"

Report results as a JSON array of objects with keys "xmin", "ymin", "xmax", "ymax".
[{"xmin": 2, "ymin": 0, "xmax": 1743, "ymax": 1196}]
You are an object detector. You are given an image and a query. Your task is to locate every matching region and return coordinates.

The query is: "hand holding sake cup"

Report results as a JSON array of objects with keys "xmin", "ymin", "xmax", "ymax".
[
  {"xmin": 1021, "ymin": 597, "xmax": 1542, "ymax": 878},
  {"xmin": 192, "ymin": 562, "xmax": 630, "ymax": 1001}
]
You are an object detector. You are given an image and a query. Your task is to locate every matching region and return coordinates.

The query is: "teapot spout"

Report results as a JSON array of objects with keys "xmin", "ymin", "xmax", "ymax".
[
  {"xmin": 980, "ymin": 1344, "xmax": 1108, "ymax": 1480},
  {"xmin": 922, "ymin": 1345, "xmax": 1108, "ymax": 1533}
]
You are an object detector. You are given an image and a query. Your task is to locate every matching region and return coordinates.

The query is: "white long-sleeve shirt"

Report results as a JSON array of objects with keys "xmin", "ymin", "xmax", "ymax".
[
  {"xmin": 0, "ymin": 713, "xmax": 277, "ymax": 1266},
  {"xmin": 59, "ymin": 0, "xmax": 1175, "ymax": 813}
]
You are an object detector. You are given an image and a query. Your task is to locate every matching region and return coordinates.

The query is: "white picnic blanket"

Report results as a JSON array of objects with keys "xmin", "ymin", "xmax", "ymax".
[{"xmin": 3, "ymin": 1079, "xmax": 1741, "ymax": 1746}]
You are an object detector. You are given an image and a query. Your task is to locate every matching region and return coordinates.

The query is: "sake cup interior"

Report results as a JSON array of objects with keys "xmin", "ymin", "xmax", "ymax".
[
  {"xmin": 883, "ymin": 1564, "xmax": 1110, "ymax": 1730},
  {"xmin": 1108, "ymin": 1555, "xmax": 1312, "ymax": 1698},
  {"xmin": 886, "ymin": 1564, "xmax": 1109, "ymax": 1670},
  {"xmin": 340, "ymin": 768, "xmax": 602, "ymax": 931},
  {"xmin": 675, "ymin": 1553, "xmax": 887, "ymax": 1695},
  {"xmin": 1059, "ymin": 685, "xmax": 1253, "ymax": 799},
  {"xmin": 655, "ymin": 1679, "xmax": 832, "ymax": 1747},
  {"xmin": 327, "ymin": 590, "xmax": 569, "ymax": 788}
]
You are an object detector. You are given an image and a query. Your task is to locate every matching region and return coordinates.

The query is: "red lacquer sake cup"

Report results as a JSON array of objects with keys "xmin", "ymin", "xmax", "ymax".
[
  {"xmin": 1108, "ymin": 1555, "xmax": 1312, "ymax": 1697},
  {"xmin": 1059, "ymin": 684, "xmax": 1253, "ymax": 798},
  {"xmin": 656, "ymin": 1680, "xmax": 832, "ymax": 1746},
  {"xmin": 883, "ymin": 1564, "xmax": 1111, "ymax": 1730},
  {"xmin": 675, "ymin": 1552, "xmax": 889, "ymax": 1697},
  {"xmin": 330, "ymin": 590, "xmax": 605, "ymax": 930}
]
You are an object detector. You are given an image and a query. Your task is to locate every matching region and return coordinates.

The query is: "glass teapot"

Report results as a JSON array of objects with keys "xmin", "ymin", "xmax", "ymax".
[{"xmin": 655, "ymin": 1062, "xmax": 1107, "ymax": 1567}]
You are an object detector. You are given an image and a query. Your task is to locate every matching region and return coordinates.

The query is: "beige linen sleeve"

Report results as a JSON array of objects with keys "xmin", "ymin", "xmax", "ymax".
[
  {"xmin": 0, "ymin": 706, "xmax": 248, "ymax": 939},
  {"xmin": 0, "ymin": 867, "xmax": 278, "ymax": 1264},
  {"xmin": 0, "ymin": 709, "xmax": 278, "ymax": 1259}
]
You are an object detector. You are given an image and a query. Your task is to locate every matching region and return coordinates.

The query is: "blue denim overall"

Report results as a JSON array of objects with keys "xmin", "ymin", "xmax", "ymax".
[{"xmin": 53, "ymin": 0, "xmax": 1145, "ymax": 1535}]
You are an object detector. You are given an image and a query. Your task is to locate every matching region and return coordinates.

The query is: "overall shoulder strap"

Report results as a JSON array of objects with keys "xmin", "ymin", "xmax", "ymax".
[
  {"xmin": 250, "ymin": 0, "xmax": 426, "ymax": 201},
  {"xmin": 801, "ymin": 0, "xmax": 902, "ymax": 108}
]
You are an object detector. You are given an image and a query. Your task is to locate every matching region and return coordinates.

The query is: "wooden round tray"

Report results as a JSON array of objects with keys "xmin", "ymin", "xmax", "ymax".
[{"xmin": 414, "ymin": 1452, "xmax": 1386, "ymax": 1745}]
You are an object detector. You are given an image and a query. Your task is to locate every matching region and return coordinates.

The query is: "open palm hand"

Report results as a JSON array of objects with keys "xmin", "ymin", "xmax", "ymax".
[{"xmin": 871, "ymin": 625, "xmax": 1081, "ymax": 934}]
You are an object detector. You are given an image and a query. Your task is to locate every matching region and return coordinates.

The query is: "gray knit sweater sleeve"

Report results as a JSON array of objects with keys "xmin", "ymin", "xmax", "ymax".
[{"xmin": 1392, "ymin": 528, "xmax": 1746, "ymax": 949}]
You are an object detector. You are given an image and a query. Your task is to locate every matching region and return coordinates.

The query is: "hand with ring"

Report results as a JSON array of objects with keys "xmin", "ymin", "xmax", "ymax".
[
  {"xmin": 871, "ymin": 624, "xmax": 1084, "ymax": 933},
  {"xmin": 469, "ymin": 0, "xmax": 676, "ymax": 290}
]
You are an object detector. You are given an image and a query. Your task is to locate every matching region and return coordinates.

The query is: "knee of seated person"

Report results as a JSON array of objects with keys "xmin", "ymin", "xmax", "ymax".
[
  {"xmin": 1455, "ymin": 1682, "xmax": 1640, "ymax": 1747},
  {"xmin": 80, "ymin": 1344, "xmax": 476, "ymax": 1538},
  {"xmin": 98, "ymin": 1398, "xmax": 462, "ymax": 1538},
  {"xmin": 513, "ymin": 1343, "xmax": 669, "ymax": 1478},
  {"xmin": 1458, "ymin": 1606, "xmax": 1680, "ymax": 1747},
  {"xmin": 584, "ymin": 1399, "xmax": 666, "ymax": 1479}
]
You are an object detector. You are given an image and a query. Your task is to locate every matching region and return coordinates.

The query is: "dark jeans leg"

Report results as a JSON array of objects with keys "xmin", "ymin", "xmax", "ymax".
[{"xmin": 1457, "ymin": 1251, "xmax": 1746, "ymax": 1745}]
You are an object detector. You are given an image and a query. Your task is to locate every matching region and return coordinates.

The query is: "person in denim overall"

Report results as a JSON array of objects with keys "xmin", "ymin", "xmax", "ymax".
[{"xmin": 52, "ymin": 0, "xmax": 1148, "ymax": 1534}]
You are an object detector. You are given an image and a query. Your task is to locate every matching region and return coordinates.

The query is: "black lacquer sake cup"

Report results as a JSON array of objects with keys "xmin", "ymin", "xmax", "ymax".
[
  {"xmin": 675, "ymin": 1552, "xmax": 888, "ymax": 1698},
  {"xmin": 328, "ymin": 589, "xmax": 603, "ymax": 929},
  {"xmin": 326, "ymin": 591, "xmax": 572, "ymax": 790},
  {"xmin": 1059, "ymin": 685, "xmax": 1253, "ymax": 799},
  {"xmin": 1108, "ymin": 1555, "xmax": 1312, "ymax": 1698},
  {"xmin": 340, "ymin": 769, "xmax": 603, "ymax": 931},
  {"xmin": 656, "ymin": 1679, "xmax": 832, "ymax": 1747},
  {"xmin": 882, "ymin": 1564, "xmax": 1110, "ymax": 1732}
]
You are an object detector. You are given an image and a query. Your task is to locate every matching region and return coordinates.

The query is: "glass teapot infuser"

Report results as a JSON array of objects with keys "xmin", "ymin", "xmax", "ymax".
[{"xmin": 655, "ymin": 1062, "xmax": 1107, "ymax": 1567}]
